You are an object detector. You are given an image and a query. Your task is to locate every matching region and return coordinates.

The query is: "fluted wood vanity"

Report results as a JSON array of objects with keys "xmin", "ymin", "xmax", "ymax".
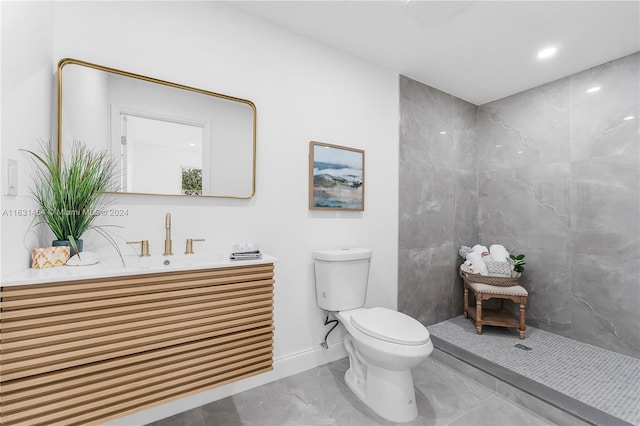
[{"xmin": 0, "ymin": 260, "xmax": 275, "ymax": 425}]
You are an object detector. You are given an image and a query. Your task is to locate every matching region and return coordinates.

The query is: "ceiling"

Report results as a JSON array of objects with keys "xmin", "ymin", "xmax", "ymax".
[{"xmin": 226, "ymin": 1, "xmax": 640, "ymax": 105}]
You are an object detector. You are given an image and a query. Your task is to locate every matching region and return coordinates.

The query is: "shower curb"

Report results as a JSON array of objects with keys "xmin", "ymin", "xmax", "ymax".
[{"xmin": 431, "ymin": 336, "xmax": 632, "ymax": 426}]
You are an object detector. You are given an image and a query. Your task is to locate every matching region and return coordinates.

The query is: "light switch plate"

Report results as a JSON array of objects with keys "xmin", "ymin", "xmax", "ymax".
[{"xmin": 5, "ymin": 157, "xmax": 18, "ymax": 196}]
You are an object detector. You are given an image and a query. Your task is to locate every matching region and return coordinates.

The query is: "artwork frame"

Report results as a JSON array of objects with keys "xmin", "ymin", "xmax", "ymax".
[{"xmin": 309, "ymin": 141, "xmax": 365, "ymax": 211}]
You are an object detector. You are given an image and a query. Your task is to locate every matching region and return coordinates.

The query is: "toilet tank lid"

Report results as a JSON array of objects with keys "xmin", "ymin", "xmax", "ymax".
[
  {"xmin": 350, "ymin": 307, "xmax": 430, "ymax": 346},
  {"xmin": 312, "ymin": 248, "xmax": 372, "ymax": 261}
]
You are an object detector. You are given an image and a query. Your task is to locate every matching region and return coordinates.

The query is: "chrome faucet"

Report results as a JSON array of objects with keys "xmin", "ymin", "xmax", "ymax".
[{"xmin": 163, "ymin": 213, "xmax": 173, "ymax": 256}]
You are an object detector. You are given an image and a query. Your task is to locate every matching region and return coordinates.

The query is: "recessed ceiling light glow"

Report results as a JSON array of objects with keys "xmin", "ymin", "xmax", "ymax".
[
  {"xmin": 586, "ymin": 86, "xmax": 601, "ymax": 93},
  {"xmin": 440, "ymin": 131, "xmax": 447, "ymax": 135},
  {"xmin": 623, "ymin": 116, "xmax": 635, "ymax": 121},
  {"xmin": 537, "ymin": 46, "xmax": 557, "ymax": 59}
]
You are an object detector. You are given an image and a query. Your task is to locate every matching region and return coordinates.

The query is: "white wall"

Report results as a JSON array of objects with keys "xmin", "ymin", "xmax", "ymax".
[
  {"xmin": 1, "ymin": 1, "xmax": 56, "ymax": 275},
  {"xmin": 1, "ymin": 2, "xmax": 399, "ymax": 424}
]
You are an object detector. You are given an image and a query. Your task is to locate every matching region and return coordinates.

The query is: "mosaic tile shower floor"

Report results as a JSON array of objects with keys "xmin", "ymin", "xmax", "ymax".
[{"xmin": 428, "ymin": 315, "xmax": 640, "ymax": 425}]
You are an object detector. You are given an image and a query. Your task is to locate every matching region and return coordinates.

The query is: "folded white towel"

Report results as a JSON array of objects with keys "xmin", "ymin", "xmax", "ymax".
[
  {"xmin": 467, "ymin": 251, "xmax": 488, "ymax": 275},
  {"xmin": 463, "ymin": 260, "xmax": 477, "ymax": 274},
  {"xmin": 489, "ymin": 244, "xmax": 509, "ymax": 262},
  {"xmin": 231, "ymin": 249, "xmax": 260, "ymax": 255},
  {"xmin": 230, "ymin": 252, "xmax": 262, "ymax": 260},
  {"xmin": 472, "ymin": 245, "xmax": 489, "ymax": 256},
  {"xmin": 232, "ymin": 242, "xmax": 260, "ymax": 254}
]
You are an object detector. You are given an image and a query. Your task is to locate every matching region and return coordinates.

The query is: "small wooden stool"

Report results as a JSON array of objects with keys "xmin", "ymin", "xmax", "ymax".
[{"xmin": 463, "ymin": 279, "xmax": 528, "ymax": 339}]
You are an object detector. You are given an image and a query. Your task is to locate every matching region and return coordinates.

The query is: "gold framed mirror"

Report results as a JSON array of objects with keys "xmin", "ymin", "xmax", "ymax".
[{"xmin": 57, "ymin": 58, "xmax": 256, "ymax": 198}]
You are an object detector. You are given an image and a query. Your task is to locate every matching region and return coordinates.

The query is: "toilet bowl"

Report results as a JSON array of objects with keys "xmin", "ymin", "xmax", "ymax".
[
  {"xmin": 312, "ymin": 248, "xmax": 433, "ymax": 423},
  {"xmin": 336, "ymin": 307, "xmax": 433, "ymax": 423},
  {"xmin": 337, "ymin": 307, "xmax": 433, "ymax": 370}
]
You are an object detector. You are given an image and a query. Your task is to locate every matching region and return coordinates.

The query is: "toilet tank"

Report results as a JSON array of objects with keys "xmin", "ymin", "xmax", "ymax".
[{"xmin": 312, "ymin": 248, "xmax": 372, "ymax": 311}]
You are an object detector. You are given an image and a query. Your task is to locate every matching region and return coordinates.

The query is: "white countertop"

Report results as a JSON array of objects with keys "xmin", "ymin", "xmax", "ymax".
[{"xmin": 1, "ymin": 252, "xmax": 278, "ymax": 287}]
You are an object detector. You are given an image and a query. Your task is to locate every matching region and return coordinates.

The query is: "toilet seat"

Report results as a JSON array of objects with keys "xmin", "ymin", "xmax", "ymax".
[{"xmin": 350, "ymin": 307, "xmax": 430, "ymax": 346}]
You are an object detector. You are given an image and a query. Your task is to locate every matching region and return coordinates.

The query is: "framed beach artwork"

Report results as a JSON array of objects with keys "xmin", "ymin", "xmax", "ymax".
[{"xmin": 309, "ymin": 141, "xmax": 365, "ymax": 211}]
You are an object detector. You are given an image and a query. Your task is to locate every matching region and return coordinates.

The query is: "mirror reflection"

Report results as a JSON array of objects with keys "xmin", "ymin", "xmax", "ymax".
[{"xmin": 58, "ymin": 58, "xmax": 256, "ymax": 198}]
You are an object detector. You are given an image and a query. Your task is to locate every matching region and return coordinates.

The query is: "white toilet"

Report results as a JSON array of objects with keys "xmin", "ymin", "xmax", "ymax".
[{"xmin": 312, "ymin": 248, "xmax": 433, "ymax": 423}]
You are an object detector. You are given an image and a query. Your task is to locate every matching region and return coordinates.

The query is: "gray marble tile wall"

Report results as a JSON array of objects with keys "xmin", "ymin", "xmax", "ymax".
[
  {"xmin": 398, "ymin": 75, "xmax": 478, "ymax": 325},
  {"xmin": 399, "ymin": 52, "xmax": 639, "ymax": 358},
  {"xmin": 478, "ymin": 52, "xmax": 639, "ymax": 357}
]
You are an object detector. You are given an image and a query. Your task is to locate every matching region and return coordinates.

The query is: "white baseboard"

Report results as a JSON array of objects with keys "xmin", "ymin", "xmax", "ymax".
[{"xmin": 101, "ymin": 341, "xmax": 346, "ymax": 425}]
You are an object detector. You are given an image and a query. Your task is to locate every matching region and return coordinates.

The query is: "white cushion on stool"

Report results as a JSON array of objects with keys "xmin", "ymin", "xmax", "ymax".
[{"xmin": 466, "ymin": 281, "xmax": 528, "ymax": 297}]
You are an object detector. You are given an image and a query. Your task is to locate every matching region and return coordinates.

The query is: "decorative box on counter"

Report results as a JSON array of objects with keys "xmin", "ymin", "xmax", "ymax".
[{"xmin": 32, "ymin": 246, "xmax": 70, "ymax": 268}]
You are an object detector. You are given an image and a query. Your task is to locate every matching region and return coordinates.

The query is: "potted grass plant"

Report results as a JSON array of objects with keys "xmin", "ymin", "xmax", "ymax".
[{"xmin": 23, "ymin": 140, "xmax": 120, "ymax": 258}]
